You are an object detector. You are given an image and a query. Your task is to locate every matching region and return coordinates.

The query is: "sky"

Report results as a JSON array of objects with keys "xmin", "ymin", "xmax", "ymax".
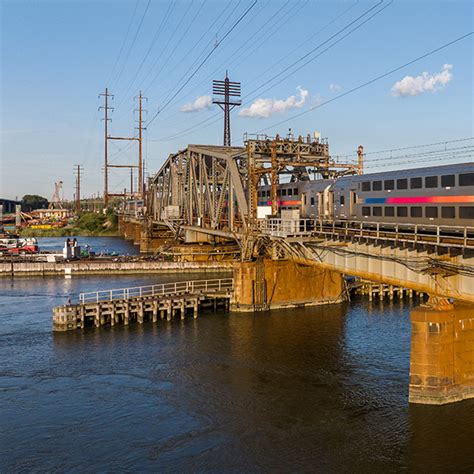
[{"xmin": 0, "ymin": 0, "xmax": 473, "ymax": 201}]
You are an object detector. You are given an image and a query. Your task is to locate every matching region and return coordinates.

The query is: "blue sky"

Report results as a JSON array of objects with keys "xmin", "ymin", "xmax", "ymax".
[{"xmin": 1, "ymin": 0, "xmax": 472, "ymax": 200}]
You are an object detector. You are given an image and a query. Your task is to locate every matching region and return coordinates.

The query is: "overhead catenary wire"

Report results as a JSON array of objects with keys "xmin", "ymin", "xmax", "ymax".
[
  {"xmin": 106, "ymin": 0, "xmax": 140, "ymax": 87},
  {"xmin": 254, "ymin": 31, "xmax": 474, "ymax": 134},
  {"xmin": 114, "ymin": 1, "xmax": 175, "ymax": 111},
  {"xmin": 337, "ymin": 137, "xmax": 474, "ymax": 159},
  {"xmin": 110, "ymin": 0, "xmax": 152, "ymax": 91},
  {"xmin": 151, "ymin": 0, "xmax": 390, "ymax": 143},
  {"xmin": 146, "ymin": 0, "xmax": 258, "ymax": 128}
]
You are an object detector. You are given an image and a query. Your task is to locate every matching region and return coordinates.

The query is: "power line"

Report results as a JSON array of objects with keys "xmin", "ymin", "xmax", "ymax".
[
  {"xmin": 339, "ymin": 137, "xmax": 474, "ymax": 159},
  {"xmin": 146, "ymin": 0, "xmax": 258, "ymax": 128},
  {"xmin": 150, "ymin": 0, "xmax": 389, "ymax": 143},
  {"xmin": 140, "ymin": 0, "xmax": 202, "ymax": 94},
  {"xmin": 143, "ymin": 1, "xmax": 204, "ymax": 95},
  {"xmin": 106, "ymin": 0, "xmax": 140, "ymax": 86},
  {"xmin": 241, "ymin": 0, "xmax": 391, "ymax": 109},
  {"xmin": 114, "ymin": 1, "xmax": 175, "ymax": 110},
  {"xmin": 111, "ymin": 0, "xmax": 152, "ymax": 91},
  {"xmin": 255, "ymin": 31, "xmax": 474, "ymax": 134}
]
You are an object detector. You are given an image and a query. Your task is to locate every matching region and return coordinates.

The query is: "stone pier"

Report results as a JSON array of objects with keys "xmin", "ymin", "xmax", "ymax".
[
  {"xmin": 231, "ymin": 258, "xmax": 345, "ymax": 312},
  {"xmin": 409, "ymin": 303, "xmax": 474, "ymax": 404}
]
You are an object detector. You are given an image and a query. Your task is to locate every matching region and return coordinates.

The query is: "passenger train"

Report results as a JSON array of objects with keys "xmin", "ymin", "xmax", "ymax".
[{"xmin": 258, "ymin": 162, "xmax": 474, "ymax": 228}]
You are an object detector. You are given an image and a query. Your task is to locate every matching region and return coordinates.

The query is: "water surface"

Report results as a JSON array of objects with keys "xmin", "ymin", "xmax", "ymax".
[
  {"xmin": 36, "ymin": 236, "xmax": 140, "ymax": 255},
  {"xmin": 0, "ymin": 275, "xmax": 473, "ymax": 472}
]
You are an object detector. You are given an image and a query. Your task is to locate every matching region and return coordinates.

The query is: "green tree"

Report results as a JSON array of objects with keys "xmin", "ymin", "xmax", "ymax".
[{"xmin": 21, "ymin": 195, "xmax": 48, "ymax": 211}]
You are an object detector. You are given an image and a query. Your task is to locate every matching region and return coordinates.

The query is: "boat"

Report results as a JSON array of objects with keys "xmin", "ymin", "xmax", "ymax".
[{"xmin": 0, "ymin": 236, "xmax": 39, "ymax": 254}]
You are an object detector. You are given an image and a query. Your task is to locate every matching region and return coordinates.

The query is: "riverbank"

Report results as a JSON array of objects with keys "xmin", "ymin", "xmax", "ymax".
[
  {"xmin": 19, "ymin": 228, "xmax": 119, "ymax": 238},
  {"xmin": 0, "ymin": 259, "xmax": 233, "ymax": 277},
  {"xmin": 18, "ymin": 210, "xmax": 119, "ymax": 237}
]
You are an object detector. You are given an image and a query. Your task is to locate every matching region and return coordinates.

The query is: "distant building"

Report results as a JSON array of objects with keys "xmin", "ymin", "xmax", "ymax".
[{"xmin": 0, "ymin": 198, "xmax": 20, "ymax": 214}]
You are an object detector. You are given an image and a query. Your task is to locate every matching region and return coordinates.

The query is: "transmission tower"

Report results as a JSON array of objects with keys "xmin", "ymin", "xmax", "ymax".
[{"xmin": 213, "ymin": 72, "xmax": 241, "ymax": 146}]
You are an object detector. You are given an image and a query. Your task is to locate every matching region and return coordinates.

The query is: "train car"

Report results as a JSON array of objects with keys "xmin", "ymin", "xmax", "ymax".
[
  {"xmin": 257, "ymin": 180, "xmax": 336, "ymax": 219},
  {"xmin": 256, "ymin": 162, "xmax": 474, "ymax": 230},
  {"xmin": 330, "ymin": 162, "xmax": 474, "ymax": 228}
]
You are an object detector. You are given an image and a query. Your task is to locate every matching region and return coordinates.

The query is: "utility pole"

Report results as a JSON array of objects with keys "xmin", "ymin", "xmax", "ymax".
[
  {"xmin": 213, "ymin": 72, "xmax": 241, "ymax": 146},
  {"xmin": 357, "ymin": 145, "xmax": 364, "ymax": 175},
  {"xmin": 135, "ymin": 91, "xmax": 147, "ymax": 198},
  {"xmin": 130, "ymin": 167, "xmax": 134, "ymax": 196},
  {"xmin": 99, "ymin": 88, "xmax": 114, "ymax": 207},
  {"xmin": 74, "ymin": 165, "xmax": 83, "ymax": 213}
]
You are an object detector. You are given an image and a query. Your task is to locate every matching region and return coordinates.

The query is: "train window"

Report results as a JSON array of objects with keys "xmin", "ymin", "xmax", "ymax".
[
  {"xmin": 277, "ymin": 189, "xmax": 281, "ymax": 196},
  {"xmin": 362, "ymin": 206, "xmax": 371, "ymax": 216},
  {"xmin": 282, "ymin": 189, "xmax": 287, "ymax": 196},
  {"xmin": 425, "ymin": 176, "xmax": 438, "ymax": 188},
  {"xmin": 340, "ymin": 196, "xmax": 345, "ymax": 205},
  {"xmin": 384, "ymin": 180, "xmax": 395, "ymax": 191},
  {"xmin": 397, "ymin": 179, "xmax": 408, "ymax": 190},
  {"xmin": 373, "ymin": 181, "xmax": 382, "ymax": 191},
  {"xmin": 410, "ymin": 207, "xmax": 422, "ymax": 218},
  {"xmin": 410, "ymin": 177, "xmax": 422, "ymax": 189},
  {"xmin": 385, "ymin": 207, "xmax": 395, "ymax": 217},
  {"xmin": 373, "ymin": 207, "xmax": 382, "ymax": 216},
  {"xmin": 397, "ymin": 207, "xmax": 408, "ymax": 217},
  {"xmin": 425, "ymin": 207, "xmax": 438, "ymax": 218},
  {"xmin": 460, "ymin": 207, "xmax": 474, "ymax": 219},
  {"xmin": 310, "ymin": 197, "xmax": 315, "ymax": 206},
  {"xmin": 441, "ymin": 175, "xmax": 455, "ymax": 187},
  {"xmin": 459, "ymin": 173, "xmax": 474, "ymax": 186},
  {"xmin": 288, "ymin": 189, "xmax": 293, "ymax": 196},
  {"xmin": 441, "ymin": 206, "xmax": 455, "ymax": 218},
  {"xmin": 362, "ymin": 182, "xmax": 371, "ymax": 191},
  {"xmin": 293, "ymin": 188, "xmax": 298, "ymax": 195}
]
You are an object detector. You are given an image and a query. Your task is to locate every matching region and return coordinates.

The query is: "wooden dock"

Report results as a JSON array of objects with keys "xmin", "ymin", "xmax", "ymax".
[{"xmin": 53, "ymin": 278, "xmax": 234, "ymax": 331}]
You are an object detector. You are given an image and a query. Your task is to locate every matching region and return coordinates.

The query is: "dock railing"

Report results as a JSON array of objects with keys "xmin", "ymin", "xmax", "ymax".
[{"xmin": 79, "ymin": 278, "xmax": 234, "ymax": 304}]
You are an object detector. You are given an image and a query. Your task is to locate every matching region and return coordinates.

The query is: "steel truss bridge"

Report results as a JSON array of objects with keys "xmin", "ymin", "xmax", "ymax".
[{"xmin": 145, "ymin": 138, "xmax": 474, "ymax": 304}]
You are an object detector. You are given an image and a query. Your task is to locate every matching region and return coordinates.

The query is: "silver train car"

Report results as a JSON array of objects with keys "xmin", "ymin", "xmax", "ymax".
[{"xmin": 257, "ymin": 162, "xmax": 474, "ymax": 228}]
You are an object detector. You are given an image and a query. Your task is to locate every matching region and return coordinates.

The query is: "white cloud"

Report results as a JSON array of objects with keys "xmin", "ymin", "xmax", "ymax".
[
  {"xmin": 329, "ymin": 83, "xmax": 342, "ymax": 92},
  {"xmin": 239, "ymin": 87, "xmax": 309, "ymax": 118},
  {"xmin": 391, "ymin": 64, "xmax": 453, "ymax": 97},
  {"xmin": 180, "ymin": 95, "xmax": 212, "ymax": 112}
]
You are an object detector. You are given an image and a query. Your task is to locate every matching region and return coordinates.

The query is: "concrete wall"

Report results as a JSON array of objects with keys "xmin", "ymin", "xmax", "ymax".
[
  {"xmin": 409, "ymin": 303, "xmax": 474, "ymax": 404},
  {"xmin": 0, "ymin": 260, "xmax": 233, "ymax": 276},
  {"xmin": 231, "ymin": 258, "xmax": 345, "ymax": 312}
]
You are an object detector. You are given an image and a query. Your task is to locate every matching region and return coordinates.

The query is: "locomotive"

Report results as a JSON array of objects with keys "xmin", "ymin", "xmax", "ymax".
[{"xmin": 258, "ymin": 162, "xmax": 474, "ymax": 228}]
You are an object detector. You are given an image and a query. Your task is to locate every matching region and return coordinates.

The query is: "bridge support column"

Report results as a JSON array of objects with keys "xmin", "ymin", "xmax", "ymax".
[
  {"xmin": 409, "ymin": 302, "xmax": 474, "ymax": 405},
  {"xmin": 231, "ymin": 258, "xmax": 345, "ymax": 312}
]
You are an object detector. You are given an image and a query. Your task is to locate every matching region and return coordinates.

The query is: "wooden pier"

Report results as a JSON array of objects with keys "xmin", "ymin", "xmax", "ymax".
[
  {"xmin": 53, "ymin": 278, "xmax": 233, "ymax": 331},
  {"xmin": 354, "ymin": 279, "xmax": 426, "ymax": 302}
]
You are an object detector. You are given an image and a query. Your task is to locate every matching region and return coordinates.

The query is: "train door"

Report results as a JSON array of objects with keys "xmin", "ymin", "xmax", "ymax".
[
  {"xmin": 349, "ymin": 190, "xmax": 357, "ymax": 217},
  {"xmin": 317, "ymin": 192, "xmax": 323, "ymax": 218},
  {"xmin": 326, "ymin": 189, "xmax": 334, "ymax": 219}
]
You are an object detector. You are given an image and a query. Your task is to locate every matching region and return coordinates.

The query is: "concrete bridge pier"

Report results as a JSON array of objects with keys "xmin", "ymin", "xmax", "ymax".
[
  {"xmin": 409, "ymin": 301, "xmax": 474, "ymax": 405},
  {"xmin": 231, "ymin": 258, "xmax": 345, "ymax": 312}
]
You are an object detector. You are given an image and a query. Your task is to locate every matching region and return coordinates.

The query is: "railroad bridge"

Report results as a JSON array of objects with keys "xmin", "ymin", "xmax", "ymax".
[{"xmin": 118, "ymin": 136, "xmax": 474, "ymax": 405}]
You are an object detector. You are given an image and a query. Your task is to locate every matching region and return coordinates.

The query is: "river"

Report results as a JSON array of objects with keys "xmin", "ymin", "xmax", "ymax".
[
  {"xmin": 36, "ymin": 236, "xmax": 140, "ymax": 256},
  {"xmin": 0, "ymin": 271, "xmax": 473, "ymax": 471}
]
